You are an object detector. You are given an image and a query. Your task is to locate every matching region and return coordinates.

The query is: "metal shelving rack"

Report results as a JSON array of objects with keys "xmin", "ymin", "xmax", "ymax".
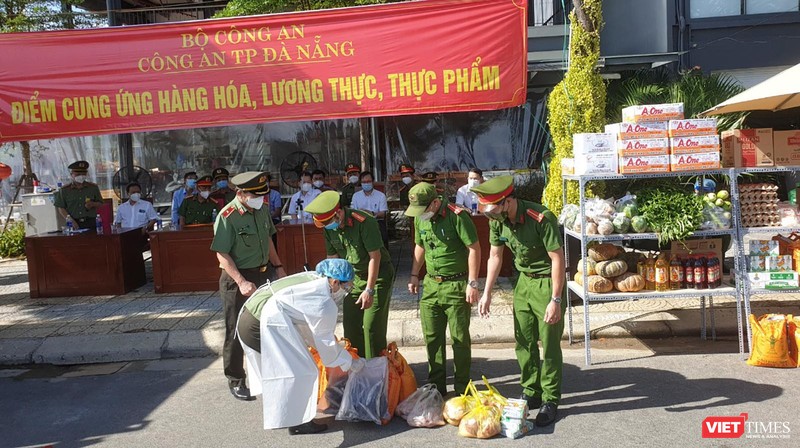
[
  {"xmin": 733, "ymin": 166, "xmax": 800, "ymax": 354},
  {"xmin": 562, "ymin": 168, "xmax": 745, "ymax": 365}
]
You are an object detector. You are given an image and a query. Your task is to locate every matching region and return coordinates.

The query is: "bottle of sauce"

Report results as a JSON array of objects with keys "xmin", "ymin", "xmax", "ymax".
[
  {"xmin": 707, "ymin": 254, "xmax": 721, "ymax": 288},
  {"xmin": 694, "ymin": 256, "xmax": 707, "ymax": 289},
  {"xmin": 669, "ymin": 255, "xmax": 683, "ymax": 290},
  {"xmin": 637, "ymin": 258, "xmax": 646, "ymax": 279},
  {"xmin": 683, "ymin": 256, "xmax": 694, "ymax": 289},
  {"xmin": 645, "ymin": 252, "xmax": 656, "ymax": 290},
  {"xmin": 655, "ymin": 252, "xmax": 669, "ymax": 291}
]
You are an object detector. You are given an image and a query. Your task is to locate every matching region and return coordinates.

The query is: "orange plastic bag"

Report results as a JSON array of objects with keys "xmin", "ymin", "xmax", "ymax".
[
  {"xmin": 788, "ymin": 315, "xmax": 800, "ymax": 368},
  {"xmin": 311, "ymin": 338, "xmax": 361, "ymax": 403},
  {"xmin": 747, "ymin": 314, "xmax": 794, "ymax": 368},
  {"xmin": 380, "ymin": 342, "xmax": 418, "ymax": 424}
]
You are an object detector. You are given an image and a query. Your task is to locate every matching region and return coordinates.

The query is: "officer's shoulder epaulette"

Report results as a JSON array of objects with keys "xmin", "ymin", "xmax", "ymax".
[
  {"xmin": 222, "ymin": 205, "xmax": 237, "ymax": 218},
  {"xmin": 447, "ymin": 203, "xmax": 464, "ymax": 215},
  {"xmin": 351, "ymin": 210, "xmax": 367, "ymax": 222},
  {"xmin": 527, "ymin": 209, "xmax": 544, "ymax": 222}
]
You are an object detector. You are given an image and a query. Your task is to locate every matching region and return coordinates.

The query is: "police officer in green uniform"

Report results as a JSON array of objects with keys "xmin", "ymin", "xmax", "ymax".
[
  {"xmin": 305, "ymin": 190, "xmax": 395, "ymax": 359},
  {"xmin": 211, "ymin": 171, "xmax": 287, "ymax": 401},
  {"xmin": 398, "ymin": 164, "xmax": 416, "ymax": 208},
  {"xmin": 339, "ymin": 163, "xmax": 361, "ymax": 208},
  {"xmin": 405, "ymin": 182, "xmax": 481, "ymax": 395},
  {"xmin": 178, "ymin": 175, "xmax": 217, "ymax": 226},
  {"xmin": 210, "ymin": 168, "xmax": 236, "ymax": 207},
  {"xmin": 54, "ymin": 160, "xmax": 104, "ymax": 230},
  {"xmin": 471, "ymin": 175, "xmax": 565, "ymax": 427}
]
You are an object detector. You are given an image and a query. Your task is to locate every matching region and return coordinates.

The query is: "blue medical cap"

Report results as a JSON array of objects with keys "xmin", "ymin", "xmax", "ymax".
[{"xmin": 315, "ymin": 259, "xmax": 355, "ymax": 283}]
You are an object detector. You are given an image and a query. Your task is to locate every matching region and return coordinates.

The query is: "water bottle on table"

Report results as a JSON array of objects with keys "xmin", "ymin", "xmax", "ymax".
[
  {"xmin": 65, "ymin": 217, "xmax": 74, "ymax": 235},
  {"xmin": 96, "ymin": 215, "xmax": 103, "ymax": 235}
]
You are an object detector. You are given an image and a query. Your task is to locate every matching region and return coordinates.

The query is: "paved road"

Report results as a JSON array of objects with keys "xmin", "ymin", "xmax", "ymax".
[{"xmin": 1, "ymin": 339, "xmax": 795, "ymax": 448}]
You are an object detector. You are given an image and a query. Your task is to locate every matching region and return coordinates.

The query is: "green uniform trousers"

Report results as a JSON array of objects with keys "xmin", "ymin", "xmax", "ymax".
[
  {"xmin": 514, "ymin": 275, "xmax": 566, "ymax": 404},
  {"xmin": 420, "ymin": 276, "xmax": 471, "ymax": 395},
  {"xmin": 343, "ymin": 265, "xmax": 396, "ymax": 359}
]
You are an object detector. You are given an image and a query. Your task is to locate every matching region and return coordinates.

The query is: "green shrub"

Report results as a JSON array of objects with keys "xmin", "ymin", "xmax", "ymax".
[{"xmin": 0, "ymin": 222, "xmax": 25, "ymax": 259}]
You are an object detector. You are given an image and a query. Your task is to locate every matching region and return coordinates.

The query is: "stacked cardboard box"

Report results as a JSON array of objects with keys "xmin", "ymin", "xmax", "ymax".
[
  {"xmin": 720, "ymin": 128, "xmax": 774, "ymax": 168},
  {"xmin": 606, "ymin": 105, "xmax": 679, "ymax": 174},
  {"xmin": 572, "ymin": 133, "xmax": 617, "ymax": 175},
  {"xmin": 748, "ymin": 238, "xmax": 799, "ymax": 290},
  {"xmin": 669, "ymin": 118, "xmax": 721, "ymax": 171},
  {"xmin": 774, "ymin": 130, "xmax": 800, "ymax": 167},
  {"xmin": 740, "ymin": 183, "xmax": 780, "ymax": 227}
]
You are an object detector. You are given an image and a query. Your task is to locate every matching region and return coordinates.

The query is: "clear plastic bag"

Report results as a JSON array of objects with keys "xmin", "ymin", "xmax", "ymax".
[
  {"xmin": 558, "ymin": 204, "xmax": 580, "ymax": 231},
  {"xmin": 397, "ymin": 384, "xmax": 446, "ymax": 427},
  {"xmin": 700, "ymin": 203, "xmax": 731, "ymax": 230},
  {"xmin": 585, "ymin": 197, "xmax": 616, "ymax": 222},
  {"xmin": 614, "ymin": 193, "xmax": 639, "ymax": 218},
  {"xmin": 318, "ymin": 368, "xmax": 349, "ymax": 414},
  {"xmin": 336, "ymin": 357, "xmax": 390, "ymax": 425}
]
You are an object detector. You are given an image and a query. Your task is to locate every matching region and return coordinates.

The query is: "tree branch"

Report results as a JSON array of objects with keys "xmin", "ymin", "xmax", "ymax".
[{"xmin": 573, "ymin": 0, "xmax": 596, "ymax": 33}]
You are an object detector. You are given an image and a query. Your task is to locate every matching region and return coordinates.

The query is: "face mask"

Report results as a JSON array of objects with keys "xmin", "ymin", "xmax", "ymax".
[
  {"xmin": 331, "ymin": 285, "xmax": 349, "ymax": 302},
  {"xmin": 419, "ymin": 211, "xmax": 434, "ymax": 222},
  {"xmin": 200, "ymin": 190, "xmax": 211, "ymax": 199},
  {"xmin": 361, "ymin": 183, "xmax": 373, "ymax": 192},
  {"xmin": 313, "ymin": 180, "xmax": 324, "ymax": 188},
  {"xmin": 402, "ymin": 176, "xmax": 413, "ymax": 185},
  {"xmin": 324, "ymin": 220, "xmax": 340, "ymax": 230},
  {"xmin": 216, "ymin": 180, "xmax": 228, "ymax": 189},
  {"xmin": 301, "ymin": 182, "xmax": 312, "ymax": 192},
  {"xmin": 129, "ymin": 193, "xmax": 141, "ymax": 202},
  {"xmin": 186, "ymin": 179, "xmax": 197, "ymax": 189},
  {"xmin": 349, "ymin": 175, "xmax": 359, "ymax": 184},
  {"xmin": 483, "ymin": 203, "xmax": 507, "ymax": 221},
  {"xmin": 74, "ymin": 175, "xmax": 86, "ymax": 184},
  {"xmin": 245, "ymin": 196, "xmax": 264, "ymax": 210},
  {"xmin": 468, "ymin": 178, "xmax": 481, "ymax": 188}
]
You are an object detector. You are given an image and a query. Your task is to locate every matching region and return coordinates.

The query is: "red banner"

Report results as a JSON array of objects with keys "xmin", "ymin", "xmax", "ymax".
[{"xmin": 0, "ymin": 0, "xmax": 527, "ymax": 143}]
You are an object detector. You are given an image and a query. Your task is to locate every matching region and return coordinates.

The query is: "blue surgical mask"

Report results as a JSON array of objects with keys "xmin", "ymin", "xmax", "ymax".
[
  {"xmin": 325, "ymin": 220, "xmax": 340, "ymax": 230},
  {"xmin": 361, "ymin": 183, "xmax": 373, "ymax": 192},
  {"xmin": 216, "ymin": 180, "xmax": 228, "ymax": 189},
  {"xmin": 186, "ymin": 179, "xmax": 197, "ymax": 188}
]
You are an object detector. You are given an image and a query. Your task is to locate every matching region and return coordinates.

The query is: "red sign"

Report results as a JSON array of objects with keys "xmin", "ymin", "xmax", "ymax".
[
  {"xmin": 702, "ymin": 413, "xmax": 748, "ymax": 438},
  {"xmin": 0, "ymin": 0, "xmax": 527, "ymax": 143}
]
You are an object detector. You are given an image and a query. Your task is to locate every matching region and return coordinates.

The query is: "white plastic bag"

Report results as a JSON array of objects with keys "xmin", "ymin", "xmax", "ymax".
[
  {"xmin": 397, "ymin": 384, "xmax": 446, "ymax": 427},
  {"xmin": 336, "ymin": 357, "xmax": 389, "ymax": 425}
]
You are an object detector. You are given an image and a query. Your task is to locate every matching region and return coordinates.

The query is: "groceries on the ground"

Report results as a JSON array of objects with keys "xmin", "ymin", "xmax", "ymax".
[
  {"xmin": 336, "ymin": 356, "xmax": 390, "ymax": 425},
  {"xmin": 500, "ymin": 398, "xmax": 534, "ymax": 439},
  {"xmin": 396, "ymin": 384, "xmax": 446, "ymax": 428},
  {"xmin": 747, "ymin": 314, "xmax": 798, "ymax": 368}
]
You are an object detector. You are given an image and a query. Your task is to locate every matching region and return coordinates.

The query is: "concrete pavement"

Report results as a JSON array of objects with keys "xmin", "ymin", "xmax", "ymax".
[{"xmin": 1, "ymin": 237, "xmax": 799, "ymax": 366}]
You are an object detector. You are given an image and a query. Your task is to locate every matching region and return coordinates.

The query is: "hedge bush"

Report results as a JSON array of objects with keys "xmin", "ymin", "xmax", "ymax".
[{"xmin": 0, "ymin": 222, "xmax": 25, "ymax": 259}]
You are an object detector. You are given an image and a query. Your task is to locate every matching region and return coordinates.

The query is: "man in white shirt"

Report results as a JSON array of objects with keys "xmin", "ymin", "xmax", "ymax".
[
  {"xmin": 288, "ymin": 171, "xmax": 321, "ymax": 222},
  {"xmin": 115, "ymin": 182, "xmax": 158, "ymax": 233},
  {"xmin": 456, "ymin": 168, "xmax": 483, "ymax": 212},
  {"xmin": 350, "ymin": 171, "xmax": 388, "ymax": 219}
]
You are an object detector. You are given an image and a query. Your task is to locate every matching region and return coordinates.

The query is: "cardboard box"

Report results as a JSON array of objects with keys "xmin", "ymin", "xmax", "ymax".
[
  {"xmin": 618, "ymin": 155, "xmax": 670, "ymax": 173},
  {"xmin": 670, "ymin": 135, "xmax": 721, "ymax": 154},
  {"xmin": 773, "ymin": 130, "xmax": 800, "ymax": 167},
  {"xmin": 749, "ymin": 239, "xmax": 780, "ymax": 256},
  {"xmin": 561, "ymin": 158, "xmax": 575, "ymax": 175},
  {"xmin": 573, "ymin": 133, "xmax": 616, "ymax": 155},
  {"xmin": 668, "ymin": 118, "xmax": 718, "ymax": 137},
  {"xmin": 721, "ymin": 130, "xmax": 736, "ymax": 167},
  {"xmin": 721, "ymin": 129, "xmax": 774, "ymax": 167},
  {"xmin": 575, "ymin": 152, "xmax": 618, "ymax": 175},
  {"xmin": 622, "ymin": 103, "xmax": 684, "ymax": 123},
  {"xmin": 617, "ymin": 138, "xmax": 669, "ymax": 157},
  {"xmin": 606, "ymin": 121, "xmax": 668, "ymax": 140},
  {"xmin": 670, "ymin": 152, "xmax": 720, "ymax": 172},
  {"xmin": 766, "ymin": 255, "xmax": 794, "ymax": 272},
  {"xmin": 749, "ymin": 256, "xmax": 767, "ymax": 272},
  {"xmin": 747, "ymin": 271, "xmax": 799, "ymax": 290},
  {"xmin": 671, "ymin": 238, "xmax": 723, "ymax": 265}
]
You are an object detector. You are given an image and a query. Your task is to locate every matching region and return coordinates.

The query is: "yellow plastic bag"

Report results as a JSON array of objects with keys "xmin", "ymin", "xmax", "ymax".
[
  {"xmin": 788, "ymin": 315, "xmax": 800, "ymax": 368},
  {"xmin": 458, "ymin": 382, "xmax": 501, "ymax": 439},
  {"xmin": 443, "ymin": 380, "xmax": 478, "ymax": 426},
  {"xmin": 747, "ymin": 314, "xmax": 794, "ymax": 368},
  {"xmin": 478, "ymin": 375, "xmax": 508, "ymax": 413}
]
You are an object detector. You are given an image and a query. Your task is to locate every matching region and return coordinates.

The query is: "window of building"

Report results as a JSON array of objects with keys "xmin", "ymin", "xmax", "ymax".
[{"xmin": 691, "ymin": 0, "xmax": 799, "ymax": 18}]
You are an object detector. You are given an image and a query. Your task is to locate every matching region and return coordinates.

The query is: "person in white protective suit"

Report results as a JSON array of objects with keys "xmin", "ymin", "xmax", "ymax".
[{"xmin": 237, "ymin": 258, "xmax": 367, "ymax": 435}]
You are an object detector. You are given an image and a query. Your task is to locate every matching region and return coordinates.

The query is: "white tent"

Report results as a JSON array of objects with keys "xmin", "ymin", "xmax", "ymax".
[{"xmin": 703, "ymin": 62, "xmax": 800, "ymax": 115}]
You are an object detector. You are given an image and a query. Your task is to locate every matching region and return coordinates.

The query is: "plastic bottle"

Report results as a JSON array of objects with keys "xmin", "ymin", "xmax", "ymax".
[
  {"xmin": 156, "ymin": 217, "xmax": 163, "ymax": 231},
  {"xmin": 707, "ymin": 254, "xmax": 721, "ymax": 288},
  {"xmin": 683, "ymin": 256, "xmax": 694, "ymax": 289},
  {"xmin": 65, "ymin": 217, "xmax": 74, "ymax": 235},
  {"xmin": 645, "ymin": 252, "xmax": 656, "ymax": 290},
  {"xmin": 95, "ymin": 215, "xmax": 103, "ymax": 235},
  {"xmin": 212, "ymin": 209, "xmax": 218, "ymax": 222},
  {"xmin": 57, "ymin": 181, "xmax": 63, "ymax": 189},
  {"xmin": 637, "ymin": 258, "xmax": 646, "ymax": 279},
  {"xmin": 669, "ymin": 255, "xmax": 683, "ymax": 290},
  {"xmin": 655, "ymin": 252, "xmax": 669, "ymax": 291},
  {"xmin": 33, "ymin": 180, "xmax": 40, "ymax": 194},
  {"xmin": 694, "ymin": 256, "xmax": 707, "ymax": 289},
  {"xmin": 471, "ymin": 202, "xmax": 478, "ymax": 215}
]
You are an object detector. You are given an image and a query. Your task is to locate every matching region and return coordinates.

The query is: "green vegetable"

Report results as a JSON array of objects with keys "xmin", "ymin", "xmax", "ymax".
[
  {"xmin": 636, "ymin": 186, "xmax": 704, "ymax": 245},
  {"xmin": 612, "ymin": 214, "xmax": 631, "ymax": 233},
  {"xmin": 631, "ymin": 216, "xmax": 648, "ymax": 233},
  {"xmin": 622, "ymin": 204, "xmax": 638, "ymax": 218},
  {"xmin": 717, "ymin": 190, "xmax": 730, "ymax": 200}
]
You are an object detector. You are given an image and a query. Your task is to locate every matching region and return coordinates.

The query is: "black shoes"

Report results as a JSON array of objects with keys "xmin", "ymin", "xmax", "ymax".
[
  {"xmin": 229, "ymin": 380, "xmax": 255, "ymax": 401},
  {"xmin": 288, "ymin": 421, "xmax": 328, "ymax": 435},
  {"xmin": 518, "ymin": 394, "xmax": 542, "ymax": 410},
  {"xmin": 535, "ymin": 402, "xmax": 558, "ymax": 427}
]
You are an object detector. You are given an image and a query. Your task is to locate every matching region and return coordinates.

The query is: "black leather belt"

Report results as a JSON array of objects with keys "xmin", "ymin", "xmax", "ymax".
[
  {"xmin": 431, "ymin": 272, "xmax": 467, "ymax": 282},
  {"xmin": 524, "ymin": 272, "xmax": 550, "ymax": 279},
  {"xmin": 240, "ymin": 265, "xmax": 269, "ymax": 273}
]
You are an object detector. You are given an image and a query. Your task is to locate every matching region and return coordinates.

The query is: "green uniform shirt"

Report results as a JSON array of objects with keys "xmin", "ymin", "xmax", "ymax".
[
  {"xmin": 399, "ymin": 182, "xmax": 416, "ymax": 208},
  {"xmin": 339, "ymin": 183, "xmax": 358, "ymax": 208},
  {"xmin": 210, "ymin": 188, "xmax": 236, "ymax": 206},
  {"xmin": 244, "ymin": 272, "xmax": 319, "ymax": 319},
  {"xmin": 178, "ymin": 195, "xmax": 217, "ymax": 225},
  {"xmin": 53, "ymin": 182, "xmax": 103, "ymax": 220},
  {"xmin": 211, "ymin": 197, "xmax": 277, "ymax": 269},
  {"xmin": 414, "ymin": 199, "xmax": 478, "ymax": 276},
  {"xmin": 324, "ymin": 208, "xmax": 392, "ymax": 275},
  {"xmin": 489, "ymin": 199, "xmax": 562, "ymax": 275}
]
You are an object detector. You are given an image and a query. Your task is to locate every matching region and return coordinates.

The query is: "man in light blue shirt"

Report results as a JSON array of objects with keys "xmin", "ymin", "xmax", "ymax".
[
  {"xmin": 267, "ymin": 174, "xmax": 283, "ymax": 225},
  {"xmin": 171, "ymin": 171, "xmax": 197, "ymax": 228}
]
